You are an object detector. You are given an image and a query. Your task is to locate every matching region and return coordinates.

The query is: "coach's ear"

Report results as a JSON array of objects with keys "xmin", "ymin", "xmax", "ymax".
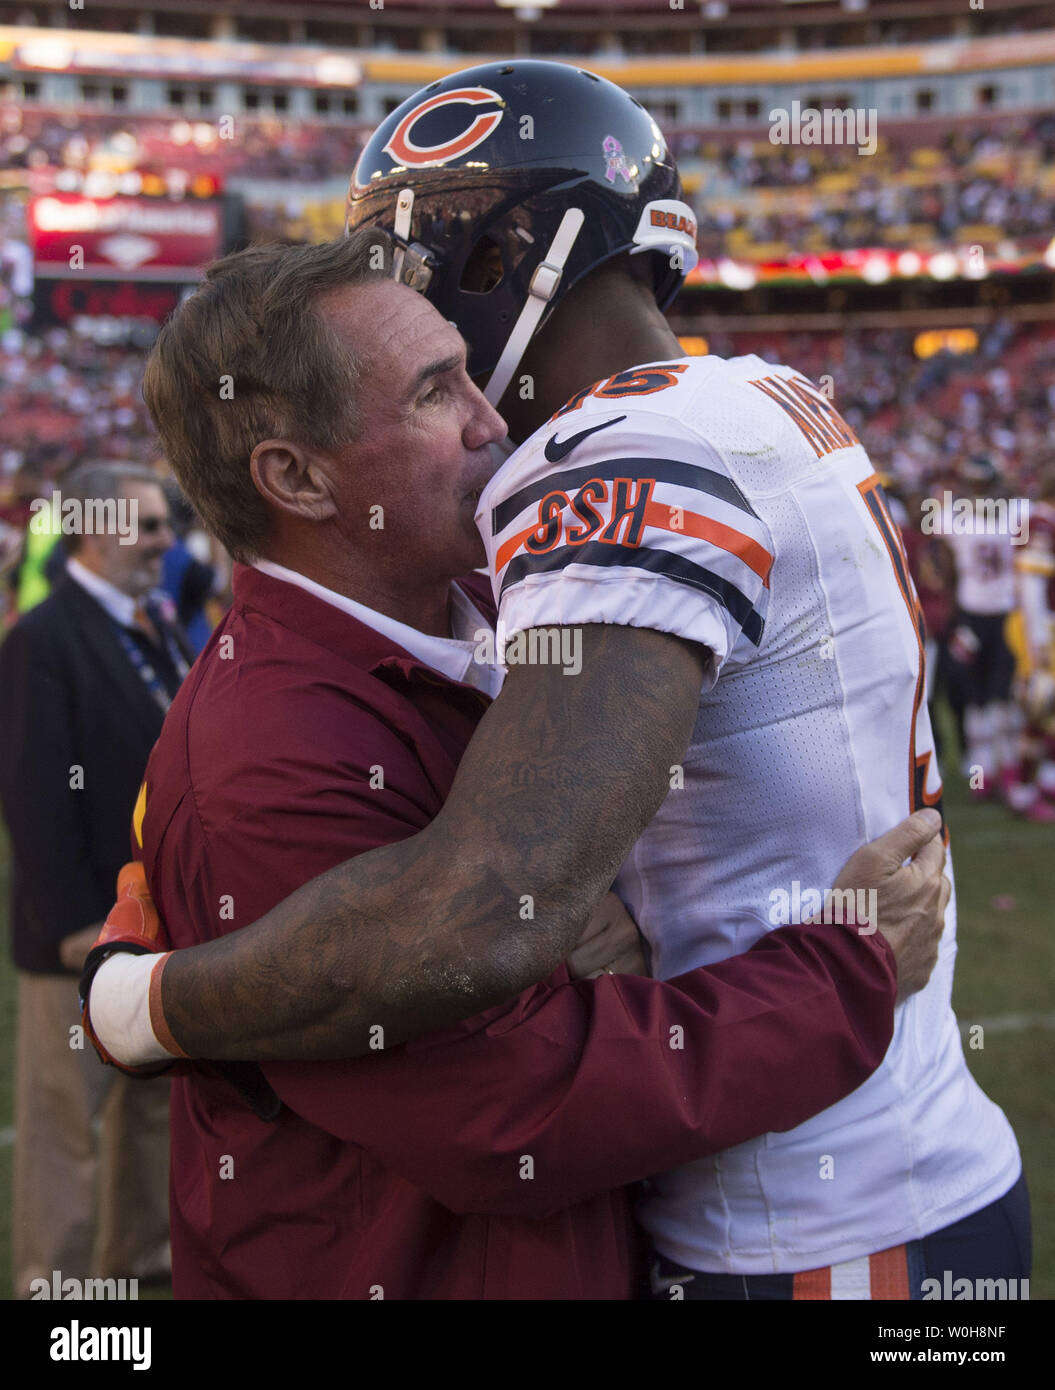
[{"xmin": 249, "ymin": 439, "xmax": 338, "ymax": 523}]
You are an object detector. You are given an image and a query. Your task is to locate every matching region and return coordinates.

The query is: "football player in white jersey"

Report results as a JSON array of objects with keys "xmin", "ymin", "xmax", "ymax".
[
  {"xmin": 477, "ymin": 334, "xmax": 1026, "ymax": 1297},
  {"xmin": 942, "ymin": 458, "xmax": 1022, "ymax": 801},
  {"xmin": 344, "ymin": 60, "xmax": 1026, "ymax": 1300},
  {"xmin": 82, "ymin": 62, "xmax": 1026, "ymax": 1300}
]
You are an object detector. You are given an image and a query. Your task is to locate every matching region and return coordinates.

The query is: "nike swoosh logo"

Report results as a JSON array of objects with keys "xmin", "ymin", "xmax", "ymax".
[
  {"xmin": 650, "ymin": 1263, "xmax": 696, "ymax": 1293},
  {"xmin": 543, "ymin": 414, "xmax": 626, "ymax": 464}
]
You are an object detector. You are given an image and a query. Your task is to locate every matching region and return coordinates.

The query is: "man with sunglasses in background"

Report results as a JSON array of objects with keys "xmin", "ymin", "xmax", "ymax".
[{"xmin": 0, "ymin": 461, "xmax": 187, "ymax": 1297}]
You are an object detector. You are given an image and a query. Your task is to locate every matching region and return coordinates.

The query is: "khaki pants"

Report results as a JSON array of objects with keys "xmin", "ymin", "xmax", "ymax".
[{"xmin": 12, "ymin": 971, "xmax": 171, "ymax": 1298}]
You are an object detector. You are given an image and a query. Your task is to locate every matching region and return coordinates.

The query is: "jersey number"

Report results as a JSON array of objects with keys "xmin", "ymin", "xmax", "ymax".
[
  {"xmin": 858, "ymin": 476, "xmax": 945, "ymax": 827},
  {"xmin": 550, "ymin": 365, "xmax": 689, "ymax": 421}
]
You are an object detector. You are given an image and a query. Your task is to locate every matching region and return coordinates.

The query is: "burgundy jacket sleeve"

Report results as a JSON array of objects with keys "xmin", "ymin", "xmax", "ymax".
[{"xmin": 263, "ymin": 922, "xmax": 896, "ymax": 1220}]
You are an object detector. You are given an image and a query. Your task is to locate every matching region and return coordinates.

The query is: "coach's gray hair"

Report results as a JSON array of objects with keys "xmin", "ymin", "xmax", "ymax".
[
  {"xmin": 61, "ymin": 463, "xmax": 163, "ymax": 554},
  {"xmin": 143, "ymin": 229, "xmax": 393, "ymax": 564}
]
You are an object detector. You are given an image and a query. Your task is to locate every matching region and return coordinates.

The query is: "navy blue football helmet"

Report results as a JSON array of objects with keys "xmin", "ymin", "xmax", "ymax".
[{"xmin": 345, "ymin": 60, "xmax": 698, "ymax": 402}]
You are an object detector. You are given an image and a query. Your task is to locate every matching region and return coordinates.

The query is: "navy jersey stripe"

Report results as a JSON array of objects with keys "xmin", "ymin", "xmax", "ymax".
[
  {"xmin": 499, "ymin": 540, "xmax": 765, "ymax": 646},
  {"xmin": 491, "ymin": 457, "xmax": 758, "ymax": 535}
]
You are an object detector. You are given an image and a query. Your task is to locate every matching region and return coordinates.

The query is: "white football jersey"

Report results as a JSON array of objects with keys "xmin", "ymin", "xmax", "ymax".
[
  {"xmin": 476, "ymin": 355, "xmax": 1020, "ymax": 1275},
  {"xmin": 947, "ymin": 528, "xmax": 1017, "ymax": 616}
]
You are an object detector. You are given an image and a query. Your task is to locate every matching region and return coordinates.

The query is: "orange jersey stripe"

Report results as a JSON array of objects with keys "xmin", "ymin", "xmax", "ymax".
[
  {"xmin": 642, "ymin": 500, "xmax": 773, "ymax": 586},
  {"xmin": 496, "ymin": 523, "xmax": 539, "ymax": 575},
  {"xmin": 869, "ymin": 1246, "xmax": 911, "ymax": 1300},
  {"xmin": 793, "ymin": 1267, "xmax": 832, "ymax": 1300}
]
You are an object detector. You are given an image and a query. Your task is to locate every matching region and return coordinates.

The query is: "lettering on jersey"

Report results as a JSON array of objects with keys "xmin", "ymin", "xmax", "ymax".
[
  {"xmin": 550, "ymin": 364, "xmax": 689, "ymax": 421},
  {"xmin": 858, "ymin": 475, "xmax": 945, "ymax": 828},
  {"xmin": 601, "ymin": 478, "xmax": 653, "ymax": 546},
  {"xmin": 523, "ymin": 491, "xmax": 569, "ymax": 555},
  {"xmin": 525, "ymin": 478, "xmax": 653, "ymax": 554},
  {"xmin": 566, "ymin": 479, "xmax": 608, "ymax": 543},
  {"xmin": 550, "ymin": 378, "xmax": 601, "ymax": 421},
  {"xmin": 492, "ymin": 458, "xmax": 770, "ymax": 646},
  {"xmin": 748, "ymin": 375, "xmax": 860, "ymax": 459}
]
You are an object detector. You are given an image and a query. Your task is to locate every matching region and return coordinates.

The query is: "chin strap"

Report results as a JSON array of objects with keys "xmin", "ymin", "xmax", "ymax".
[
  {"xmin": 391, "ymin": 187, "xmax": 414, "ymax": 282},
  {"xmin": 484, "ymin": 206, "xmax": 585, "ymax": 407},
  {"xmin": 388, "ymin": 187, "xmax": 434, "ymax": 293}
]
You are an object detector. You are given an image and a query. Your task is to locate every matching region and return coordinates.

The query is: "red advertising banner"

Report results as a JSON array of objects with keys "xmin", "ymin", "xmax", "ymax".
[
  {"xmin": 27, "ymin": 193, "xmax": 225, "ymax": 280},
  {"xmin": 32, "ymin": 278, "xmax": 186, "ymax": 326}
]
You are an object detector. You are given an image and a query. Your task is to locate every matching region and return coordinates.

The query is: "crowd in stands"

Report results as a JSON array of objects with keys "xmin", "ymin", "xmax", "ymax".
[
  {"xmin": 5, "ymin": 104, "xmax": 1055, "ymax": 261},
  {"xmin": 705, "ymin": 319, "xmax": 1055, "ymax": 497},
  {"xmin": 681, "ymin": 113, "xmax": 1055, "ymax": 259},
  {"xmin": 4, "ymin": 311, "xmax": 1053, "ymax": 540},
  {"xmin": 1, "ymin": 107, "xmax": 367, "ymax": 186},
  {"xmin": 0, "ymin": 327, "xmax": 153, "ymax": 485}
]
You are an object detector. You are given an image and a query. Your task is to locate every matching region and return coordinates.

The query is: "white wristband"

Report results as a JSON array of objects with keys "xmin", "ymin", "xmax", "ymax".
[{"xmin": 88, "ymin": 952, "xmax": 176, "ymax": 1067}]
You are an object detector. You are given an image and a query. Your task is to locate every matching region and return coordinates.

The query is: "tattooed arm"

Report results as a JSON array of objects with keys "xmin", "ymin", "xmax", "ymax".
[{"xmin": 159, "ymin": 624, "xmax": 706, "ymax": 1059}]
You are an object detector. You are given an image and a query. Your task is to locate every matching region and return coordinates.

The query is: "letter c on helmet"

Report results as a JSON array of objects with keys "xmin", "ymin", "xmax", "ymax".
[{"xmin": 383, "ymin": 87, "xmax": 505, "ymax": 167}]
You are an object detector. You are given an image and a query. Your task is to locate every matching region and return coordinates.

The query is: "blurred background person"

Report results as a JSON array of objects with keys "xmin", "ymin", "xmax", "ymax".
[
  {"xmin": 1, "ymin": 468, "xmax": 65, "ymax": 627},
  {"xmin": 0, "ymin": 462, "xmax": 188, "ymax": 1299},
  {"xmin": 1007, "ymin": 464, "xmax": 1055, "ymax": 821},
  {"xmin": 158, "ymin": 477, "xmax": 230, "ymax": 658},
  {"xmin": 942, "ymin": 458, "xmax": 1021, "ymax": 801}
]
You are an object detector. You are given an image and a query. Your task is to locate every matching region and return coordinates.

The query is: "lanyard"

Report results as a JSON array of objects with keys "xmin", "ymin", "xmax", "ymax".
[{"xmin": 110, "ymin": 607, "xmax": 190, "ymax": 715}]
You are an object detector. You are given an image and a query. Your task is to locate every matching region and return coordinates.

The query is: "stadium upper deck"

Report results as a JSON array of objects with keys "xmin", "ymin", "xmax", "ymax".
[
  {"xmin": 2, "ymin": 1, "xmax": 1053, "ymax": 332},
  {"xmin": 2, "ymin": 0, "xmax": 1054, "ymax": 58},
  {"xmin": 2, "ymin": 2, "xmax": 1055, "ymax": 126}
]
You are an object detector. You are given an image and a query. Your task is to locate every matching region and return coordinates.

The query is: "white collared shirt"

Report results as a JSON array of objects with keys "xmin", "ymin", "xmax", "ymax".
[
  {"xmin": 66, "ymin": 557, "xmax": 138, "ymax": 628},
  {"xmin": 252, "ymin": 559, "xmax": 506, "ymax": 699}
]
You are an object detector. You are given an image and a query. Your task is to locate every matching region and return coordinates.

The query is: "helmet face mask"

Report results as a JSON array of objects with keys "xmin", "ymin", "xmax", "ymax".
[{"xmin": 346, "ymin": 61, "xmax": 698, "ymax": 392}]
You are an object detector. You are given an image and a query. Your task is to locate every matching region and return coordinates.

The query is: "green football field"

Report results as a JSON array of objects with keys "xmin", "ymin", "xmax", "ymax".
[{"xmin": 0, "ymin": 762, "xmax": 1051, "ymax": 1302}]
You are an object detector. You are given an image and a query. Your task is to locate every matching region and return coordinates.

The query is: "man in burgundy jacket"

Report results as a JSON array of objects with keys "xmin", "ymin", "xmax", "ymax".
[
  {"xmin": 87, "ymin": 235, "xmax": 947, "ymax": 1299},
  {"xmin": 140, "ymin": 562, "xmax": 912, "ymax": 1300}
]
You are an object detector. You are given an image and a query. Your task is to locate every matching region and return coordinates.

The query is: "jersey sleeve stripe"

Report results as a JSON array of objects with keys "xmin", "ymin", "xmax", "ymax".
[
  {"xmin": 641, "ymin": 500, "xmax": 774, "ymax": 586},
  {"xmin": 495, "ymin": 522, "xmax": 545, "ymax": 575},
  {"xmin": 490, "ymin": 456, "xmax": 758, "ymax": 534},
  {"xmin": 493, "ymin": 502, "xmax": 774, "ymax": 585},
  {"xmin": 499, "ymin": 540, "xmax": 766, "ymax": 646}
]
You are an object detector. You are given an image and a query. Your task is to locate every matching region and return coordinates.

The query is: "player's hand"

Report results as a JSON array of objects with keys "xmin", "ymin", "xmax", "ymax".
[
  {"xmin": 832, "ymin": 809, "xmax": 950, "ymax": 1002},
  {"xmin": 566, "ymin": 891, "xmax": 649, "ymax": 979},
  {"xmin": 59, "ymin": 924, "xmax": 104, "ymax": 973}
]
